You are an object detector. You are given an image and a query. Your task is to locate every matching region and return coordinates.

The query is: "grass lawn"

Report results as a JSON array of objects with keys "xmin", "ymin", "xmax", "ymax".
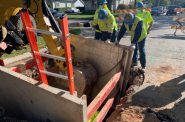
[
  {"xmin": 1, "ymin": 36, "xmax": 46, "ymax": 59},
  {"xmin": 68, "ymin": 12, "xmax": 94, "ymax": 20},
  {"xmin": 67, "ymin": 12, "xmax": 119, "ymax": 20},
  {"xmin": 68, "ymin": 14, "xmax": 94, "ymax": 20}
]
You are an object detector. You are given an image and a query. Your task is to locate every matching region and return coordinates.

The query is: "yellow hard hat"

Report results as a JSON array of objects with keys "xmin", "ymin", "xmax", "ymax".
[{"xmin": 0, "ymin": 26, "xmax": 7, "ymax": 42}]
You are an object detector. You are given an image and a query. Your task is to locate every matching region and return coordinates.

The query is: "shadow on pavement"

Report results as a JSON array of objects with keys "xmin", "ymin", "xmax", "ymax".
[
  {"xmin": 141, "ymin": 98, "xmax": 185, "ymax": 122},
  {"xmin": 157, "ymin": 98, "xmax": 185, "ymax": 122},
  {"xmin": 132, "ymin": 74, "xmax": 185, "ymax": 107},
  {"xmin": 150, "ymin": 34, "xmax": 185, "ymax": 40},
  {"xmin": 131, "ymin": 74, "xmax": 185, "ymax": 121}
]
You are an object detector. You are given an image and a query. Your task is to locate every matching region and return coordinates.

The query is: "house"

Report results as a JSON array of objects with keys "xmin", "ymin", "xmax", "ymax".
[
  {"xmin": 50, "ymin": 0, "xmax": 84, "ymax": 9},
  {"xmin": 113, "ymin": 0, "xmax": 135, "ymax": 10},
  {"xmin": 74, "ymin": 0, "xmax": 85, "ymax": 7},
  {"xmin": 84, "ymin": 0, "xmax": 135, "ymax": 11},
  {"xmin": 49, "ymin": 0, "xmax": 134, "ymax": 11}
]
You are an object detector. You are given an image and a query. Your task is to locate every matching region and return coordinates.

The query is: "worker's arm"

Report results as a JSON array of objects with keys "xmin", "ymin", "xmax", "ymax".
[
  {"xmin": 132, "ymin": 21, "xmax": 143, "ymax": 44},
  {"xmin": 91, "ymin": 9, "xmax": 99, "ymax": 26},
  {"xmin": 117, "ymin": 23, "xmax": 127, "ymax": 42},
  {"xmin": 146, "ymin": 11, "xmax": 154, "ymax": 34}
]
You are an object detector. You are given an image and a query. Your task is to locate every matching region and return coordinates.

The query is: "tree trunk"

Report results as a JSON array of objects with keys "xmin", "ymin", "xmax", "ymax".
[
  {"xmin": 107, "ymin": 0, "xmax": 113, "ymax": 10},
  {"xmin": 134, "ymin": 0, "xmax": 137, "ymax": 8}
]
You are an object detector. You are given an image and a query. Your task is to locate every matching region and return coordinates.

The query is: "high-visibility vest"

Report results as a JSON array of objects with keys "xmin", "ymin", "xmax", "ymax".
[
  {"xmin": 124, "ymin": 16, "xmax": 147, "ymax": 42},
  {"xmin": 92, "ymin": 7, "xmax": 101, "ymax": 32},
  {"xmin": 92, "ymin": 5, "xmax": 111, "ymax": 32},
  {"xmin": 98, "ymin": 13, "xmax": 118, "ymax": 33},
  {"xmin": 136, "ymin": 10, "xmax": 153, "ymax": 30}
]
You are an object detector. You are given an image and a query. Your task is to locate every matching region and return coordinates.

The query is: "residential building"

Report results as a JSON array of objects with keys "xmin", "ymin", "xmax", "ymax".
[
  {"xmin": 113, "ymin": 0, "xmax": 135, "ymax": 10},
  {"xmin": 84, "ymin": 0, "xmax": 135, "ymax": 11},
  {"xmin": 50, "ymin": 0, "xmax": 84, "ymax": 8}
]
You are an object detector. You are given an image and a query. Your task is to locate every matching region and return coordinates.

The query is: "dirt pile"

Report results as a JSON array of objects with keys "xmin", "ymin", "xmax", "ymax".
[
  {"xmin": 107, "ymin": 104, "xmax": 175, "ymax": 122},
  {"xmin": 107, "ymin": 65, "xmax": 178, "ymax": 122}
]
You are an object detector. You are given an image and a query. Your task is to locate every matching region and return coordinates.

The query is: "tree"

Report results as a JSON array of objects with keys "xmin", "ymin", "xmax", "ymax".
[
  {"xmin": 134, "ymin": 0, "xmax": 137, "ymax": 8},
  {"xmin": 160, "ymin": 0, "xmax": 170, "ymax": 6},
  {"xmin": 173, "ymin": 0, "xmax": 185, "ymax": 6},
  {"xmin": 107, "ymin": 0, "xmax": 113, "ymax": 10}
]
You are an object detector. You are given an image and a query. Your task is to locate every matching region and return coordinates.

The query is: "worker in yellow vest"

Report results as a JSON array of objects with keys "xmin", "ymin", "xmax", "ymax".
[
  {"xmin": 136, "ymin": 2, "xmax": 153, "ymax": 34},
  {"xmin": 97, "ymin": 9, "xmax": 118, "ymax": 42},
  {"xmin": 92, "ymin": 0, "xmax": 111, "ymax": 40},
  {"xmin": 117, "ymin": 13, "xmax": 147, "ymax": 69}
]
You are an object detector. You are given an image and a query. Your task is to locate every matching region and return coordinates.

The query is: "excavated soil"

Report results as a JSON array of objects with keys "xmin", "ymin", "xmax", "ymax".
[{"xmin": 107, "ymin": 63, "xmax": 185, "ymax": 122}]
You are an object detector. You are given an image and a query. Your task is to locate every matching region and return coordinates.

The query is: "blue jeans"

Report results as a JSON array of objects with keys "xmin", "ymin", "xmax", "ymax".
[
  {"xmin": 101, "ymin": 29, "xmax": 117, "ymax": 42},
  {"xmin": 133, "ymin": 38, "xmax": 146, "ymax": 68},
  {"xmin": 95, "ymin": 31, "xmax": 102, "ymax": 40}
]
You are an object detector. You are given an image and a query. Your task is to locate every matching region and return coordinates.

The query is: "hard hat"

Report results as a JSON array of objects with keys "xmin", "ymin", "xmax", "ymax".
[
  {"xmin": 124, "ymin": 13, "xmax": 135, "ymax": 25},
  {"xmin": 98, "ymin": 9, "xmax": 108, "ymax": 20},
  {"xmin": 136, "ymin": 2, "xmax": 144, "ymax": 8},
  {"xmin": 0, "ymin": 26, "xmax": 7, "ymax": 42},
  {"xmin": 102, "ymin": 0, "xmax": 107, "ymax": 4}
]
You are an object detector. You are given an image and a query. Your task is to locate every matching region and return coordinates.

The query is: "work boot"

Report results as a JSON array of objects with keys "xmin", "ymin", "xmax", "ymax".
[
  {"xmin": 141, "ymin": 66, "xmax": 146, "ymax": 73},
  {"xmin": 131, "ymin": 62, "xmax": 138, "ymax": 67}
]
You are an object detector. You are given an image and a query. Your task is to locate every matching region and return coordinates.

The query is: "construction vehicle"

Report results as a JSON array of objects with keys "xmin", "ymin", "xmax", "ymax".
[{"xmin": 0, "ymin": 0, "xmax": 144, "ymax": 121}]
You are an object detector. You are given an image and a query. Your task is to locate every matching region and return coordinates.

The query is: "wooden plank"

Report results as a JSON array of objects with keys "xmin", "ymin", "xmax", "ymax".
[
  {"xmin": 87, "ymin": 72, "xmax": 121, "ymax": 120},
  {"xmin": 94, "ymin": 98, "xmax": 114, "ymax": 122}
]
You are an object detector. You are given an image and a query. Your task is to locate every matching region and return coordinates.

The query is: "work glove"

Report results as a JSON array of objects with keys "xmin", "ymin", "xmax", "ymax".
[{"xmin": 131, "ymin": 43, "xmax": 136, "ymax": 48}]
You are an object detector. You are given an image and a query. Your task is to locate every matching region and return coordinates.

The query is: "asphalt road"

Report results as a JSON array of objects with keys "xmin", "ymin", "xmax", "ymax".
[{"xmin": 113, "ymin": 15, "xmax": 185, "ymax": 122}]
